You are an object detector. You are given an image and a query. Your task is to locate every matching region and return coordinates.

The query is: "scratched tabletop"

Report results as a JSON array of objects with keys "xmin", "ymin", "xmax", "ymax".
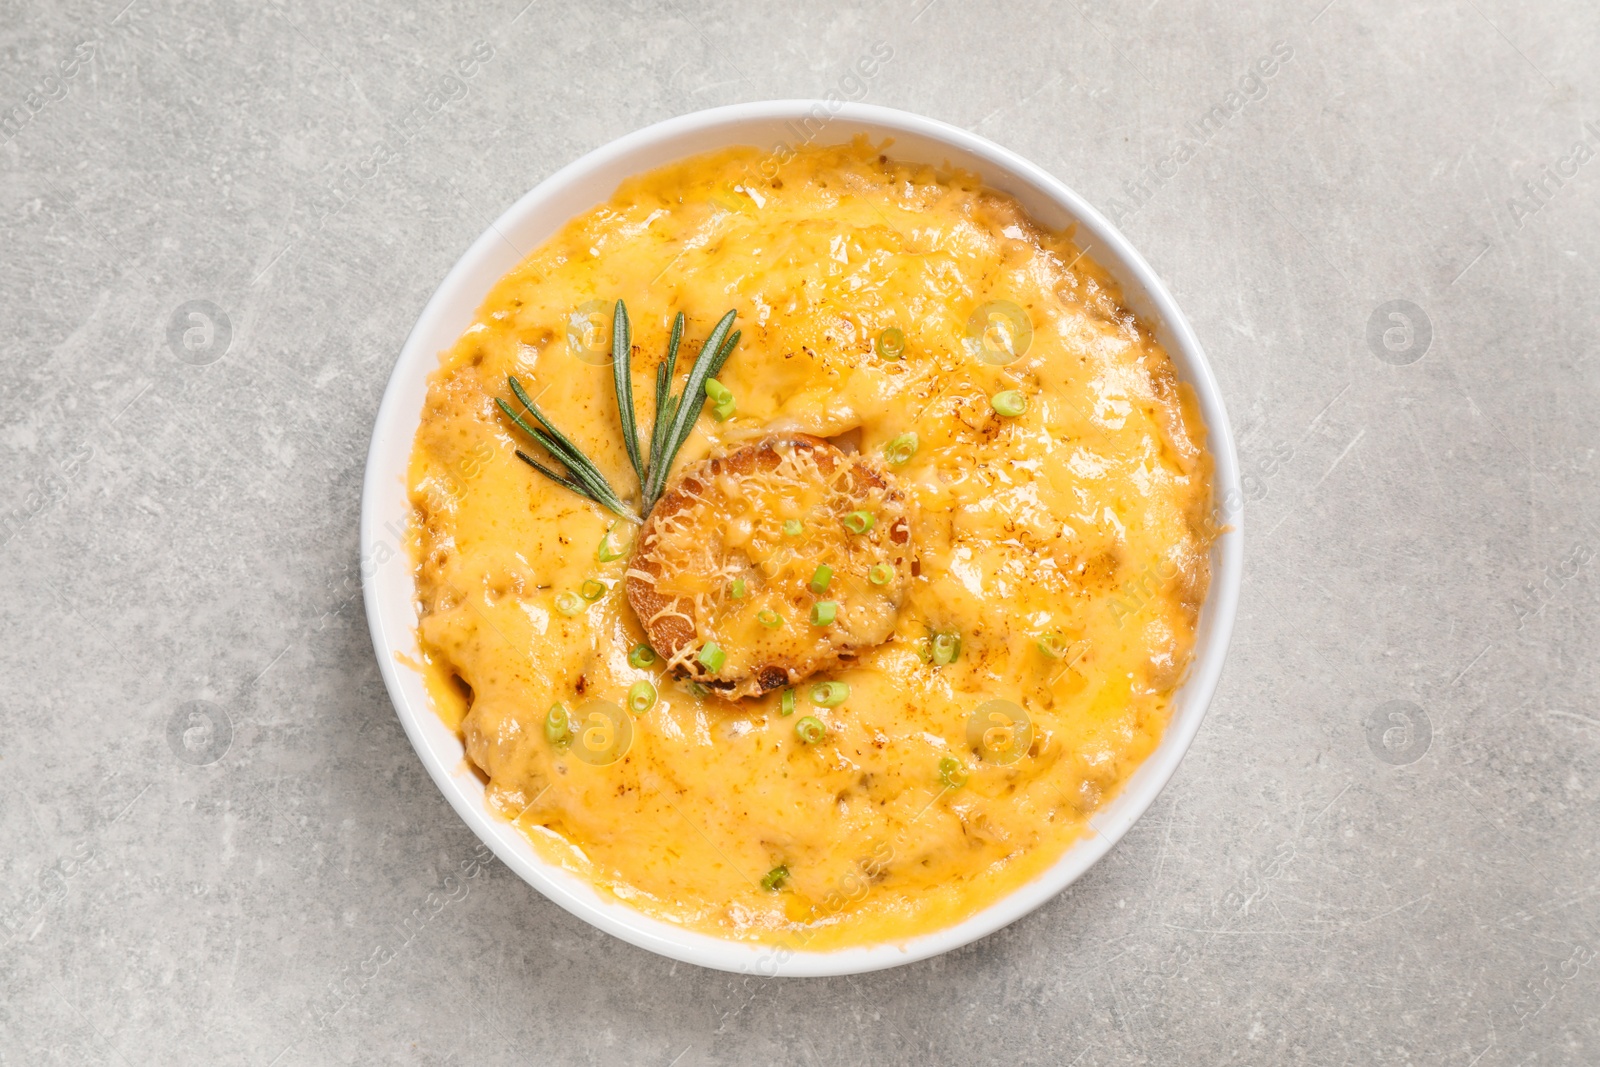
[{"xmin": 3, "ymin": 1, "xmax": 1597, "ymax": 1064}]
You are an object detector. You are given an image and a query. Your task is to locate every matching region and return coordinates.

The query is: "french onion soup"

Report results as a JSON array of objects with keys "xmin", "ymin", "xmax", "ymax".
[{"xmin": 406, "ymin": 140, "xmax": 1214, "ymax": 948}]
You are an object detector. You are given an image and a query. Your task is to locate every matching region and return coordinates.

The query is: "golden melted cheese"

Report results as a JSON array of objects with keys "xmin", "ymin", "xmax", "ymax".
[{"xmin": 407, "ymin": 140, "xmax": 1214, "ymax": 949}]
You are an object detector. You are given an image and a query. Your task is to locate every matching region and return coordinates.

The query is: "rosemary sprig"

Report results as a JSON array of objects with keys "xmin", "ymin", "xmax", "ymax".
[
  {"xmin": 497, "ymin": 301, "xmax": 741, "ymax": 523},
  {"xmin": 497, "ymin": 379, "xmax": 640, "ymax": 523}
]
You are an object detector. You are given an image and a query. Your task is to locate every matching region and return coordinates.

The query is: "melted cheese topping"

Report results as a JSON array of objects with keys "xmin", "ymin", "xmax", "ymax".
[{"xmin": 407, "ymin": 140, "xmax": 1214, "ymax": 949}]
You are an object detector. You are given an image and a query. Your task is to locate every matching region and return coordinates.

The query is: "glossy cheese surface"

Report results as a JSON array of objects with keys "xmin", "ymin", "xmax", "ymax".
[{"xmin": 407, "ymin": 141, "xmax": 1214, "ymax": 948}]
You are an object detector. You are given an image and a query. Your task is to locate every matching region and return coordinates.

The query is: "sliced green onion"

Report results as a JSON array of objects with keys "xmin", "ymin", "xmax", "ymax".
[
  {"xmin": 705, "ymin": 379, "xmax": 736, "ymax": 421},
  {"xmin": 628, "ymin": 643, "xmax": 657, "ymax": 668},
  {"xmin": 938, "ymin": 756, "xmax": 968, "ymax": 789},
  {"xmin": 1037, "ymin": 632, "xmax": 1068, "ymax": 659},
  {"xmin": 697, "ymin": 642, "xmax": 727, "ymax": 673},
  {"xmin": 875, "ymin": 327, "xmax": 905, "ymax": 361},
  {"xmin": 555, "ymin": 591, "xmax": 585, "ymax": 616},
  {"xmin": 810, "ymin": 601, "xmax": 838, "ymax": 627},
  {"xmin": 627, "ymin": 680, "xmax": 656, "ymax": 715},
  {"xmin": 730, "ymin": 577, "xmax": 748, "ymax": 599},
  {"xmin": 991, "ymin": 390, "xmax": 1027, "ymax": 417},
  {"xmin": 932, "ymin": 631, "xmax": 962, "ymax": 665},
  {"xmin": 809, "ymin": 565, "xmax": 833, "ymax": 594},
  {"xmin": 761, "ymin": 864, "xmax": 790, "ymax": 890},
  {"xmin": 758, "ymin": 610, "xmax": 783, "ymax": 629},
  {"xmin": 842, "ymin": 510, "xmax": 876, "ymax": 534},
  {"xmin": 795, "ymin": 716, "xmax": 826, "ymax": 744},
  {"xmin": 782, "ymin": 519, "xmax": 803, "ymax": 537},
  {"xmin": 883, "ymin": 432, "xmax": 918, "ymax": 466},
  {"xmin": 868, "ymin": 563, "xmax": 893, "ymax": 585},
  {"xmin": 684, "ymin": 680, "xmax": 711, "ymax": 698},
  {"xmin": 596, "ymin": 522, "xmax": 630, "ymax": 562},
  {"xmin": 580, "ymin": 578, "xmax": 606, "ymax": 601},
  {"xmin": 780, "ymin": 688, "xmax": 796, "ymax": 716},
  {"xmin": 545, "ymin": 703, "xmax": 572, "ymax": 747},
  {"xmin": 810, "ymin": 681, "xmax": 849, "ymax": 707}
]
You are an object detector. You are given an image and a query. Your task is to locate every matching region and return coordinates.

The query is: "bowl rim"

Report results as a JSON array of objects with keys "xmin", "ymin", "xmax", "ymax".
[{"xmin": 361, "ymin": 99, "xmax": 1242, "ymax": 977}]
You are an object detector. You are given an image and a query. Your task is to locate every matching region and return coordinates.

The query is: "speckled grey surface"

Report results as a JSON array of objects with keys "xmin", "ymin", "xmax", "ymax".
[{"xmin": 2, "ymin": 0, "xmax": 1597, "ymax": 1063}]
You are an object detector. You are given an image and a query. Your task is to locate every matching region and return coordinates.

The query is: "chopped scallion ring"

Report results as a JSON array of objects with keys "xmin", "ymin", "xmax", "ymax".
[
  {"xmin": 1037, "ymin": 633, "xmax": 1068, "ymax": 659},
  {"xmin": 875, "ymin": 327, "xmax": 905, "ymax": 361},
  {"xmin": 555, "ymin": 591, "xmax": 585, "ymax": 616},
  {"xmin": 758, "ymin": 610, "xmax": 783, "ymax": 629},
  {"xmin": 868, "ymin": 563, "xmax": 893, "ymax": 585},
  {"xmin": 762, "ymin": 864, "xmax": 790, "ymax": 890},
  {"xmin": 596, "ymin": 522, "xmax": 630, "ymax": 562},
  {"xmin": 730, "ymin": 577, "xmax": 748, "ymax": 599},
  {"xmin": 545, "ymin": 703, "xmax": 572, "ymax": 747},
  {"xmin": 932, "ymin": 631, "xmax": 962, "ymax": 665},
  {"xmin": 938, "ymin": 756, "xmax": 968, "ymax": 789},
  {"xmin": 781, "ymin": 688, "xmax": 796, "ymax": 716},
  {"xmin": 698, "ymin": 642, "xmax": 727, "ymax": 673},
  {"xmin": 991, "ymin": 390, "xmax": 1027, "ymax": 417},
  {"xmin": 705, "ymin": 379, "xmax": 736, "ymax": 421},
  {"xmin": 782, "ymin": 519, "xmax": 803, "ymax": 537},
  {"xmin": 628, "ymin": 643, "xmax": 657, "ymax": 668},
  {"xmin": 809, "ymin": 600, "xmax": 838, "ymax": 626},
  {"xmin": 795, "ymin": 716, "xmax": 826, "ymax": 744},
  {"xmin": 883, "ymin": 432, "xmax": 918, "ymax": 466},
  {"xmin": 580, "ymin": 578, "xmax": 606, "ymax": 601},
  {"xmin": 627, "ymin": 680, "xmax": 657, "ymax": 715},
  {"xmin": 810, "ymin": 681, "xmax": 849, "ymax": 707},
  {"xmin": 842, "ymin": 510, "xmax": 876, "ymax": 534},
  {"xmin": 809, "ymin": 565, "xmax": 833, "ymax": 594}
]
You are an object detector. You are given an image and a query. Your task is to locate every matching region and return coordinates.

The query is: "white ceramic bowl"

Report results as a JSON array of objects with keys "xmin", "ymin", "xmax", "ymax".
[{"xmin": 361, "ymin": 101, "xmax": 1242, "ymax": 977}]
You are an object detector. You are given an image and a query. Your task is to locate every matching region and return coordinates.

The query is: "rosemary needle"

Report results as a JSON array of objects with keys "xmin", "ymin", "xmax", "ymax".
[
  {"xmin": 498, "ymin": 378, "xmax": 638, "ymax": 523},
  {"xmin": 643, "ymin": 309, "xmax": 740, "ymax": 511},
  {"xmin": 612, "ymin": 299, "xmax": 645, "ymax": 487}
]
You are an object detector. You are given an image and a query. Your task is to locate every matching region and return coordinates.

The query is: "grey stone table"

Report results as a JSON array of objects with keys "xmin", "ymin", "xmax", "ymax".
[{"xmin": 3, "ymin": 1, "xmax": 1596, "ymax": 1064}]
